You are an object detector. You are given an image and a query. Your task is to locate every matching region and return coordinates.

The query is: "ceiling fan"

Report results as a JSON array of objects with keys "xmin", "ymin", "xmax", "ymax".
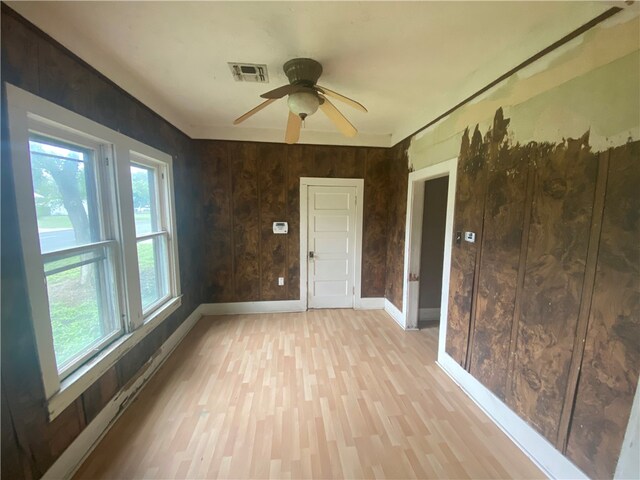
[{"xmin": 233, "ymin": 58, "xmax": 367, "ymax": 144}]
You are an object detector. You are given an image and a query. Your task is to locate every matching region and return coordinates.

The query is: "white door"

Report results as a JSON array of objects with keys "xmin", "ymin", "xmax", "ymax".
[{"xmin": 308, "ymin": 185, "xmax": 357, "ymax": 308}]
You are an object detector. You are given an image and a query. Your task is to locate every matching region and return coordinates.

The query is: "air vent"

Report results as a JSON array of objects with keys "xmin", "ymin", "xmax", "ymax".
[{"xmin": 228, "ymin": 63, "xmax": 269, "ymax": 83}]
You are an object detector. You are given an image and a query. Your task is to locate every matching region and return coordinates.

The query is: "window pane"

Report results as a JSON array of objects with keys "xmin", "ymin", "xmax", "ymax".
[
  {"xmin": 44, "ymin": 249, "xmax": 121, "ymax": 372},
  {"xmin": 130, "ymin": 163, "xmax": 159, "ymax": 236},
  {"xmin": 137, "ymin": 236, "xmax": 169, "ymax": 311},
  {"xmin": 29, "ymin": 138, "xmax": 99, "ymax": 253}
]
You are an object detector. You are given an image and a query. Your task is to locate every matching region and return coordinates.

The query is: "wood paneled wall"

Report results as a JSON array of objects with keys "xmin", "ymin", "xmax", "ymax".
[
  {"xmin": 446, "ymin": 108, "xmax": 640, "ymax": 478},
  {"xmin": 1, "ymin": 6, "xmax": 203, "ymax": 478},
  {"xmin": 197, "ymin": 140, "xmax": 390, "ymax": 302},
  {"xmin": 2, "ymin": 5, "xmax": 636, "ymax": 480},
  {"xmin": 384, "ymin": 140, "xmax": 410, "ymax": 310},
  {"xmin": 566, "ymin": 141, "xmax": 640, "ymax": 478}
]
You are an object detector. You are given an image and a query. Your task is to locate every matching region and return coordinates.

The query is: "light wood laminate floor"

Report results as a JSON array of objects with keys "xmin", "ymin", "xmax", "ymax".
[{"xmin": 75, "ymin": 309, "xmax": 543, "ymax": 479}]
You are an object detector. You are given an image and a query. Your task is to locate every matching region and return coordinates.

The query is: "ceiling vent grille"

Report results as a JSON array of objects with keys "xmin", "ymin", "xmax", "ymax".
[{"xmin": 228, "ymin": 63, "xmax": 269, "ymax": 83}]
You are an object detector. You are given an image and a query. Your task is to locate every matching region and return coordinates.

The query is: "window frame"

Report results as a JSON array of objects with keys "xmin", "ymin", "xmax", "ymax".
[
  {"xmin": 6, "ymin": 84, "xmax": 182, "ymax": 420},
  {"xmin": 129, "ymin": 152, "xmax": 177, "ymax": 318},
  {"xmin": 28, "ymin": 131, "xmax": 126, "ymax": 380}
]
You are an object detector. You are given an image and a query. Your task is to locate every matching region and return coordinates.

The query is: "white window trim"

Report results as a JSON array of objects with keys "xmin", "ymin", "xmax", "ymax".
[
  {"xmin": 6, "ymin": 84, "xmax": 182, "ymax": 420},
  {"xmin": 129, "ymin": 151, "xmax": 180, "ymax": 319}
]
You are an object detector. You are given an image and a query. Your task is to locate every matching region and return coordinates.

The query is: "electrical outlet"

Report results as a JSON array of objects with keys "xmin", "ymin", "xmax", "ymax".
[{"xmin": 278, "ymin": 277, "xmax": 285, "ymax": 286}]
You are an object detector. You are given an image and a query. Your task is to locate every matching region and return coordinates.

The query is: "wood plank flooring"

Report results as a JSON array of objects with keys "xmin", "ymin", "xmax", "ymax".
[{"xmin": 74, "ymin": 309, "xmax": 544, "ymax": 479}]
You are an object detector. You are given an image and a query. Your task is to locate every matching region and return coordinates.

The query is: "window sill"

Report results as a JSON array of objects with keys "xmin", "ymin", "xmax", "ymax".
[{"xmin": 47, "ymin": 295, "xmax": 182, "ymax": 421}]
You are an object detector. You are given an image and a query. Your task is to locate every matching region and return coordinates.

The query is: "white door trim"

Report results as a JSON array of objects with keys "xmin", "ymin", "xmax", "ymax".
[
  {"xmin": 401, "ymin": 158, "xmax": 457, "ymax": 352},
  {"xmin": 300, "ymin": 177, "xmax": 364, "ymax": 309}
]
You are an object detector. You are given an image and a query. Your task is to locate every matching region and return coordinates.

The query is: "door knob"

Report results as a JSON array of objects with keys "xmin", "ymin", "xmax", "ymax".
[{"xmin": 309, "ymin": 251, "xmax": 315, "ymax": 259}]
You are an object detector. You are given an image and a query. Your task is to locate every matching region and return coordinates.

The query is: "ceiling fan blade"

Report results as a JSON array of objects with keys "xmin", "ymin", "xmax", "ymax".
[
  {"xmin": 285, "ymin": 111, "xmax": 302, "ymax": 144},
  {"xmin": 233, "ymin": 98, "xmax": 277, "ymax": 125},
  {"xmin": 260, "ymin": 84, "xmax": 315, "ymax": 99},
  {"xmin": 316, "ymin": 85, "xmax": 367, "ymax": 112},
  {"xmin": 319, "ymin": 97, "xmax": 357, "ymax": 137}
]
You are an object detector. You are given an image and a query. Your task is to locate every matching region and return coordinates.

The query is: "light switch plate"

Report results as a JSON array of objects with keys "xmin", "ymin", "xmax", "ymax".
[{"xmin": 278, "ymin": 277, "xmax": 285, "ymax": 286}]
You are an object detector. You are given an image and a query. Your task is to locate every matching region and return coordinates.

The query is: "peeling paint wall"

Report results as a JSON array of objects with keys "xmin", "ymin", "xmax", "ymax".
[
  {"xmin": 395, "ymin": 8, "xmax": 640, "ymax": 479},
  {"xmin": 445, "ymin": 108, "xmax": 639, "ymax": 480},
  {"xmin": 407, "ymin": 12, "xmax": 640, "ymax": 171}
]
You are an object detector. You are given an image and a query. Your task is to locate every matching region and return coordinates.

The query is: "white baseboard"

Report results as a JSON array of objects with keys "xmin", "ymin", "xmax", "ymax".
[
  {"xmin": 354, "ymin": 297, "xmax": 385, "ymax": 310},
  {"xmin": 200, "ymin": 300, "xmax": 306, "ymax": 316},
  {"xmin": 43, "ymin": 305, "xmax": 204, "ymax": 480},
  {"xmin": 437, "ymin": 352, "xmax": 587, "ymax": 480},
  {"xmin": 419, "ymin": 307, "xmax": 440, "ymax": 322},
  {"xmin": 384, "ymin": 299, "xmax": 405, "ymax": 329},
  {"xmin": 615, "ymin": 381, "xmax": 640, "ymax": 479}
]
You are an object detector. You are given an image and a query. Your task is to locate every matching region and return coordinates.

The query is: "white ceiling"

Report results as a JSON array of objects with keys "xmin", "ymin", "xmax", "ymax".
[{"xmin": 8, "ymin": 1, "xmax": 611, "ymax": 147}]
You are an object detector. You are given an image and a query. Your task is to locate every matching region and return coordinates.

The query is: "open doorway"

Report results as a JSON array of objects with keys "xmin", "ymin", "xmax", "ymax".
[
  {"xmin": 417, "ymin": 176, "xmax": 449, "ymax": 329},
  {"xmin": 402, "ymin": 158, "xmax": 457, "ymax": 359}
]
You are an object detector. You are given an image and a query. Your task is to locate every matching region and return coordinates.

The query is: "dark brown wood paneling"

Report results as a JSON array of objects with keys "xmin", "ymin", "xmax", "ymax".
[
  {"xmin": 200, "ymin": 142, "xmax": 389, "ymax": 304},
  {"xmin": 37, "ymin": 38, "xmax": 95, "ymax": 118},
  {"xmin": 509, "ymin": 134, "xmax": 598, "ymax": 441},
  {"xmin": 1, "ymin": 8, "xmax": 40, "ymax": 93},
  {"xmin": 384, "ymin": 140, "xmax": 409, "ymax": 310},
  {"xmin": 470, "ymin": 145, "xmax": 530, "ymax": 399},
  {"xmin": 304, "ymin": 144, "xmax": 363, "ymax": 178},
  {"xmin": 200, "ymin": 141, "xmax": 234, "ymax": 302},
  {"xmin": 566, "ymin": 142, "xmax": 640, "ymax": 479},
  {"xmin": 90, "ymin": 76, "xmax": 125, "ymax": 132},
  {"xmin": 362, "ymin": 148, "xmax": 390, "ymax": 297},
  {"xmin": 229, "ymin": 143, "xmax": 260, "ymax": 301},
  {"xmin": 258, "ymin": 144, "xmax": 287, "ymax": 300},
  {"xmin": 46, "ymin": 399, "xmax": 86, "ymax": 461},
  {"xmin": 556, "ymin": 150, "xmax": 610, "ymax": 450},
  {"xmin": 81, "ymin": 366, "xmax": 120, "ymax": 424},
  {"xmin": 445, "ymin": 126, "xmax": 488, "ymax": 366},
  {"xmin": 285, "ymin": 145, "xmax": 303, "ymax": 300}
]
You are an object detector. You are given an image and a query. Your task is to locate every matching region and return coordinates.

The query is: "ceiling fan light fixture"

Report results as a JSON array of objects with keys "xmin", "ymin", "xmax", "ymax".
[
  {"xmin": 287, "ymin": 91, "xmax": 319, "ymax": 119},
  {"xmin": 233, "ymin": 57, "xmax": 367, "ymax": 143}
]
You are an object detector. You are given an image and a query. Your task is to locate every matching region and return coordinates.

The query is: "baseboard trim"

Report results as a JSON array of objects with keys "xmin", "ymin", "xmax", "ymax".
[
  {"xmin": 43, "ymin": 305, "xmax": 204, "ymax": 480},
  {"xmin": 615, "ymin": 381, "xmax": 640, "ymax": 479},
  {"xmin": 200, "ymin": 300, "xmax": 306, "ymax": 316},
  {"xmin": 384, "ymin": 299, "xmax": 405, "ymax": 329},
  {"xmin": 354, "ymin": 297, "xmax": 385, "ymax": 310},
  {"xmin": 437, "ymin": 353, "xmax": 588, "ymax": 480}
]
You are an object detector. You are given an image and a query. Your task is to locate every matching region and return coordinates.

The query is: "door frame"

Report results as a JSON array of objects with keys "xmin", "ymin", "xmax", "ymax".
[
  {"xmin": 402, "ymin": 158, "xmax": 457, "ymax": 357},
  {"xmin": 300, "ymin": 177, "xmax": 364, "ymax": 309}
]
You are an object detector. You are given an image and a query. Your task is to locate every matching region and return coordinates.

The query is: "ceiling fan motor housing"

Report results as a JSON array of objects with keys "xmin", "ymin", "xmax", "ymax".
[{"xmin": 283, "ymin": 58, "xmax": 323, "ymax": 87}]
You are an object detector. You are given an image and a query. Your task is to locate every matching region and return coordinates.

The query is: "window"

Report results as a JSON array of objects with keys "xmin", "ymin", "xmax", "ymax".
[
  {"xmin": 7, "ymin": 85, "xmax": 181, "ymax": 419},
  {"xmin": 29, "ymin": 136, "xmax": 123, "ymax": 379},
  {"xmin": 130, "ymin": 156, "xmax": 171, "ymax": 314}
]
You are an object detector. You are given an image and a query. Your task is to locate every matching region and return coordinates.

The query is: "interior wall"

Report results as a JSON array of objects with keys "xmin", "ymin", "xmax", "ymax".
[
  {"xmin": 384, "ymin": 9, "xmax": 639, "ymax": 479},
  {"xmin": 418, "ymin": 176, "xmax": 448, "ymax": 310},
  {"xmin": 1, "ymin": 3, "xmax": 638, "ymax": 480},
  {"xmin": 383, "ymin": 139, "xmax": 410, "ymax": 311},
  {"xmin": 407, "ymin": 11, "xmax": 639, "ymax": 171},
  {"xmin": 446, "ymin": 109, "xmax": 639, "ymax": 479},
  {"xmin": 197, "ymin": 140, "xmax": 389, "ymax": 302},
  {"xmin": 1, "ymin": 6, "xmax": 203, "ymax": 478}
]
